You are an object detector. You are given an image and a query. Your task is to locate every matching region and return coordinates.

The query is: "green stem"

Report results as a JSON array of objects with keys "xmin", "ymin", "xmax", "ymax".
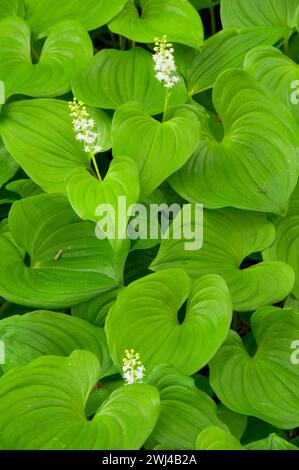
[
  {"xmin": 119, "ymin": 35, "xmax": 127, "ymax": 50},
  {"xmin": 163, "ymin": 88, "xmax": 170, "ymax": 122},
  {"xmin": 209, "ymin": 2, "xmax": 216, "ymax": 36},
  {"xmin": 283, "ymin": 36, "xmax": 289, "ymax": 56},
  {"xmin": 0, "ymin": 301, "xmax": 10, "ymax": 318},
  {"xmin": 90, "ymin": 150, "xmax": 102, "ymax": 181}
]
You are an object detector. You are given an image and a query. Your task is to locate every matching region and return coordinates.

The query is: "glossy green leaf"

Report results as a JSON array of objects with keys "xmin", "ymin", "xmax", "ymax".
[
  {"xmin": 106, "ymin": 269, "xmax": 232, "ymax": 375},
  {"xmin": 72, "ymin": 288, "xmax": 121, "ymax": 327},
  {"xmin": 244, "ymin": 46, "xmax": 299, "ymax": 123},
  {"xmin": 0, "ymin": 310, "xmax": 115, "ymax": 377},
  {"xmin": 221, "ymin": 0, "xmax": 298, "ymax": 29},
  {"xmin": 0, "ymin": 350, "xmax": 160, "ymax": 449},
  {"xmin": 177, "ymin": 27, "xmax": 288, "ymax": 95},
  {"xmin": 0, "ymin": 17, "xmax": 93, "ymax": 101},
  {"xmin": 196, "ymin": 427, "xmax": 244, "ymax": 450},
  {"xmin": 109, "ymin": 0, "xmax": 203, "ymax": 49},
  {"xmin": 196, "ymin": 427, "xmax": 298, "ymax": 450},
  {"xmin": 151, "ymin": 207, "xmax": 294, "ymax": 311},
  {"xmin": 210, "ymin": 306, "xmax": 299, "ymax": 428},
  {"xmin": 0, "ymin": 99, "xmax": 105, "ymax": 193},
  {"xmin": 169, "ymin": 69, "xmax": 299, "ymax": 214},
  {"xmin": 217, "ymin": 404, "xmax": 247, "ymax": 440},
  {"xmin": 263, "ymin": 184, "xmax": 299, "ymax": 300},
  {"xmin": 65, "ymin": 156, "xmax": 140, "ymax": 252},
  {"xmin": 0, "ymin": 0, "xmax": 24, "ymax": 19},
  {"xmin": 147, "ymin": 365, "xmax": 227, "ymax": 449},
  {"xmin": 0, "ymin": 193, "xmax": 124, "ymax": 308},
  {"xmin": 72, "ymin": 47, "xmax": 188, "ymax": 115},
  {"xmin": 0, "ymin": 138, "xmax": 18, "ymax": 188},
  {"xmin": 112, "ymin": 103, "xmax": 201, "ymax": 198},
  {"xmin": 24, "ymin": 0, "xmax": 128, "ymax": 38},
  {"xmin": 5, "ymin": 179, "xmax": 42, "ymax": 198}
]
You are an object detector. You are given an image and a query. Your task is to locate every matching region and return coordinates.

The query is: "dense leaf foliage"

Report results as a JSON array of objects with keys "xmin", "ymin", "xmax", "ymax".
[{"xmin": 0, "ymin": 0, "xmax": 299, "ymax": 451}]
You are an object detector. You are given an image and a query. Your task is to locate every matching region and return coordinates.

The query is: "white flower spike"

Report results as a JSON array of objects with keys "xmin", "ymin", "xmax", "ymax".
[
  {"xmin": 122, "ymin": 349, "xmax": 145, "ymax": 385},
  {"xmin": 69, "ymin": 98, "xmax": 101, "ymax": 154},
  {"xmin": 69, "ymin": 98, "xmax": 102, "ymax": 180},
  {"xmin": 153, "ymin": 36, "xmax": 179, "ymax": 89}
]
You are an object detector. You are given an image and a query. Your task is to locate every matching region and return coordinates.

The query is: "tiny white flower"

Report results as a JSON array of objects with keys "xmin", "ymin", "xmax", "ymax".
[
  {"xmin": 153, "ymin": 36, "xmax": 179, "ymax": 89},
  {"xmin": 122, "ymin": 349, "xmax": 145, "ymax": 385}
]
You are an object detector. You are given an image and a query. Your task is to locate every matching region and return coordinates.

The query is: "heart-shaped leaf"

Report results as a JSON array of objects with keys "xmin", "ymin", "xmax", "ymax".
[
  {"xmin": 0, "ymin": 17, "xmax": 93, "ymax": 101},
  {"xmin": 210, "ymin": 306, "xmax": 299, "ymax": 428},
  {"xmin": 244, "ymin": 45, "xmax": 299, "ymax": 123},
  {"xmin": 151, "ymin": 207, "xmax": 295, "ymax": 311},
  {"xmin": 0, "ymin": 193, "xmax": 124, "ymax": 308},
  {"xmin": 109, "ymin": 0, "xmax": 203, "ymax": 49},
  {"xmin": 147, "ymin": 365, "xmax": 228, "ymax": 450},
  {"xmin": 0, "ymin": 350, "xmax": 160, "ymax": 449},
  {"xmin": 221, "ymin": 0, "xmax": 298, "ymax": 30},
  {"xmin": 0, "ymin": 99, "xmax": 111, "ymax": 193},
  {"xmin": 112, "ymin": 103, "xmax": 201, "ymax": 198},
  {"xmin": 177, "ymin": 27, "xmax": 289, "ymax": 96},
  {"xmin": 0, "ymin": 310, "xmax": 115, "ymax": 378},
  {"xmin": 106, "ymin": 269, "xmax": 232, "ymax": 375},
  {"xmin": 72, "ymin": 47, "xmax": 188, "ymax": 115},
  {"xmin": 169, "ymin": 69, "xmax": 299, "ymax": 215},
  {"xmin": 24, "ymin": 0, "xmax": 128, "ymax": 39},
  {"xmin": 263, "ymin": 183, "xmax": 299, "ymax": 300},
  {"xmin": 65, "ymin": 156, "xmax": 140, "ymax": 252}
]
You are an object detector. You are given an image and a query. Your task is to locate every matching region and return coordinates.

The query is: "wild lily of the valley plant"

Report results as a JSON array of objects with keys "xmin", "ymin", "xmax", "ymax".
[{"xmin": 0, "ymin": 0, "xmax": 299, "ymax": 451}]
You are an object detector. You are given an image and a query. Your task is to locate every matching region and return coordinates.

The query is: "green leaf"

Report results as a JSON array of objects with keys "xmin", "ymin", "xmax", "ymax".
[
  {"xmin": 196, "ymin": 427, "xmax": 244, "ymax": 450},
  {"xmin": 221, "ymin": 0, "xmax": 298, "ymax": 29},
  {"xmin": 244, "ymin": 46, "xmax": 299, "ymax": 124},
  {"xmin": 0, "ymin": 310, "xmax": 115, "ymax": 378},
  {"xmin": 65, "ymin": 156, "xmax": 140, "ymax": 252},
  {"xmin": 0, "ymin": 17, "xmax": 93, "ymax": 101},
  {"xmin": 0, "ymin": 99, "xmax": 94, "ymax": 193},
  {"xmin": 0, "ymin": 193, "xmax": 124, "ymax": 308},
  {"xmin": 0, "ymin": 0, "xmax": 24, "ymax": 19},
  {"xmin": 147, "ymin": 365, "xmax": 228, "ymax": 450},
  {"xmin": 0, "ymin": 138, "xmax": 18, "ymax": 188},
  {"xmin": 72, "ymin": 288, "xmax": 121, "ymax": 327},
  {"xmin": 112, "ymin": 103, "xmax": 201, "ymax": 198},
  {"xmin": 169, "ymin": 70, "xmax": 299, "ymax": 215},
  {"xmin": 24, "ymin": 0, "xmax": 128, "ymax": 39},
  {"xmin": 106, "ymin": 269, "xmax": 232, "ymax": 375},
  {"xmin": 177, "ymin": 27, "xmax": 289, "ymax": 96},
  {"xmin": 72, "ymin": 47, "xmax": 188, "ymax": 115},
  {"xmin": 217, "ymin": 404, "xmax": 247, "ymax": 440},
  {"xmin": 151, "ymin": 207, "xmax": 294, "ymax": 311},
  {"xmin": 196, "ymin": 427, "xmax": 298, "ymax": 450},
  {"xmin": 0, "ymin": 350, "xmax": 160, "ymax": 449},
  {"xmin": 109, "ymin": 0, "xmax": 203, "ymax": 49},
  {"xmin": 246, "ymin": 434, "xmax": 298, "ymax": 450},
  {"xmin": 210, "ymin": 306, "xmax": 299, "ymax": 428},
  {"xmin": 263, "ymin": 184, "xmax": 299, "ymax": 300},
  {"xmin": 5, "ymin": 179, "xmax": 42, "ymax": 198}
]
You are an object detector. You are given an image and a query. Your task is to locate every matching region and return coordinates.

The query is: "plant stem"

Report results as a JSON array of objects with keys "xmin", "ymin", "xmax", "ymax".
[
  {"xmin": 119, "ymin": 35, "xmax": 126, "ymax": 50},
  {"xmin": 209, "ymin": 2, "xmax": 216, "ymax": 36},
  {"xmin": 132, "ymin": 40, "xmax": 137, "ymax": 48},
  {"xmin": 163, "ymin": 88, "xmax": 170, "ymax": 122},
  {"xmin": 90, "ymin": 150, "xmax": 102, "ymax": 181},
  {"xmin": 283, "ymin": 36, "xmax": 289, "ymax": 56}
]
